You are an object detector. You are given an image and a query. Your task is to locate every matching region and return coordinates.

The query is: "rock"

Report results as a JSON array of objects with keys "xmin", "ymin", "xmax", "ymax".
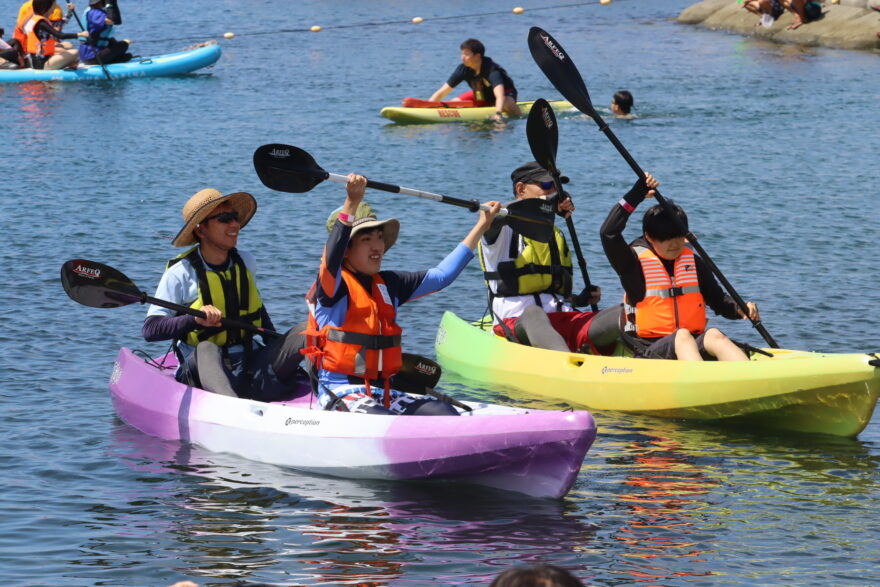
[
  {"xmin": 678, "ymin": 0, "xmax": 728, "ymax": 24},
  {"xmin": 677, "ymin": 0, "xmax": 880, "ymax": 51}
]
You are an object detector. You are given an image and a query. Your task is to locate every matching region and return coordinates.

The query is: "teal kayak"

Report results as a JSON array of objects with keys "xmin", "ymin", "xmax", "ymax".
[{"xmin": 0, "ymin": 43, "xmax": 221, "ymax": 83}]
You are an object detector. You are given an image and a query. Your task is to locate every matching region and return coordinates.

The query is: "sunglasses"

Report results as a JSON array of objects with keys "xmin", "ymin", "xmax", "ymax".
[
  {"xmin": 203, "ymin": 210, "xmax": 240, "ymax": 224},
  {"xmin": 530, "ymin": 180, "xmax": 555, "ymax": 190}
]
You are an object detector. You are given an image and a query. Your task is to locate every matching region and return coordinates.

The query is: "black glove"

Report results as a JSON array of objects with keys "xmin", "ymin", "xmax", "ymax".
[
  {"xmin": 573, "ymin": 286, "xmax": 599, "ymax": 308},
  {"xmin": 549, "ymin": 190, "xmax": 572, "ymax": 218}
]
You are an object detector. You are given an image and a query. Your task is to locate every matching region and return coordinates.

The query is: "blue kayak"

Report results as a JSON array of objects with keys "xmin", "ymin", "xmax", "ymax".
[{"xmin": 0, "ymin": 43, "xmax": 221, "ymax": 83}]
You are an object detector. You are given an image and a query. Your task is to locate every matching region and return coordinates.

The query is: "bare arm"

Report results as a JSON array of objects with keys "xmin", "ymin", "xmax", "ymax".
[{"xmin": 429, "ymin": 83, "xmax": 454, "ymax": 102}]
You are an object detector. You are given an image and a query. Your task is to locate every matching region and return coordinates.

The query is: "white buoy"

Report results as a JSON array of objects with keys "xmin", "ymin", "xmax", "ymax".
[
  {"xmin": 512, "ymin": 6, "xmax": 525, "ymax": 14},
  {"xmin": 310, "ymin": 25, "xmax": 322, "ymax": 33},
  {"xmin": 600, "ymin": 0, "xmax": 612, "ymax": 5},
  {"xmin": 412, "ymin": 16, "xmax": 424, "ymax": 24},
  {"xmin": 223, "ymin": 32, "xmax": 235, "ymax": 39}
]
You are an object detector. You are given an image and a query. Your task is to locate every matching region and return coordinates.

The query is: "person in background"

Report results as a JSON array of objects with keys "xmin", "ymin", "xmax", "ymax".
[
  {"xmin": 21, "ymin": 0, "xmax": 86, "ymax": 69},
  {"xmin": 491, "ymin": 564, "xmax": 586, "ymax": 587},
  {"xmin": 142, "ymin": 188, "xmax": 306, "ymax": 401},
  {"xmin": 611, "ymin": 90, "xmax": 634, "ymax": 119},
  {"xmin": 0, "ymin": 27, "xmax": 25, "ymax": 67},
  {"xmin": 303, "ymin": 175, "xmax": 500, "ymax": 414},
  {"xmin": 600, "ymin": 174, "xmax": 761, "ymax": 361},
  {"xmin": 478, "ymin": 162, "xmax": 619, "ymax": 355},
  {"xmin": 428, "ymin": 38, "xmax": 521, "ymax": 122},
  {"xmin": 79, "ymin": 0, "xmax": 130, "ymax": 65},
  {"xmin": 742, "ymin": 0, "xmax": 785, "ymax": 25},
  {"xmin": 784, "ymin": 0, "xmax": 823, "ymax": 30},
  {"xmin": 48, "ymin": 2, "xmax": 76, "ymax": 52}
]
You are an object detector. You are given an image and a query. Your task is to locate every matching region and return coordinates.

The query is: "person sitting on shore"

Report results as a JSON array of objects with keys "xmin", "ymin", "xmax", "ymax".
[
  {"xmin": 600, "ymin": 174, "xmax": 760, "ymax": 361},
  {"xmin": 611, "ymin": 90, "xmax": 634, "ymax": 119},
  {"xmin": 743, "ymin": 0, "xmax": 785, "ymax": 26},
  {"xmin": 784, "ymin": 0, "xmax": 823, "ymax": 30}
]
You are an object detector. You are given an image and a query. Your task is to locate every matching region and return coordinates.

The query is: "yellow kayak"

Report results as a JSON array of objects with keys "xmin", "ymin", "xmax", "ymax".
[
  {"xmin": 435, "ymin": 312, "xmax": 880, "ymax": 437},
  {"xmin": 380, "ymin": 100, "xmax": 574, "ymax": 124}
]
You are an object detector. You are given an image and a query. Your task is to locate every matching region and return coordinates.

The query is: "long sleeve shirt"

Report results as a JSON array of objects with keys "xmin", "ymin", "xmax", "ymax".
[
  {"xmin": 599, "ymin": 182, "xmax": 740, "ymax": 322},
  {"xmin": 313, "ymin": 219, "xmax": 475, "ymax": 389}
]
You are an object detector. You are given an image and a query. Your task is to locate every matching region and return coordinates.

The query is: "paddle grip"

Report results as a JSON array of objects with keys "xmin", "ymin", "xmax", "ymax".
[
  {"xmin": 143, "ymin": 293, "xmax": 281, "ymax": 338},
  {"xmin": 365, "ymin": 179, "xmax": 401, "ymax": 194}
]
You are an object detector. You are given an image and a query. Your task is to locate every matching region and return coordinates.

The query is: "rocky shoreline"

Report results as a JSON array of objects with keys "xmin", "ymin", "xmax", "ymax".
[{"xmin": 678, "ymin": 0, "xmax": 880, "ymax": 52}]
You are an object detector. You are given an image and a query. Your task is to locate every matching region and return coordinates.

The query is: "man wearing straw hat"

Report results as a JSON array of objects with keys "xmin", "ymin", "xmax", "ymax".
[{"xmin": 142, "ymin": 188, "xmax": 305, "ymax": 400}]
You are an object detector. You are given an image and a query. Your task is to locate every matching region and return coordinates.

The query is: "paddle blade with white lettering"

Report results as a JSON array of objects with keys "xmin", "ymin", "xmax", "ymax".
[
  {"xmin": 253, "ymin": 143, "xmax": 329, "ymax": 193},
  {"xmin": 527, "ymin": 27, "xmax": 596, "ymax": 119},
  {"xmin": 61, "ymin": 259, "xmax": 144, "ymax": 309}
]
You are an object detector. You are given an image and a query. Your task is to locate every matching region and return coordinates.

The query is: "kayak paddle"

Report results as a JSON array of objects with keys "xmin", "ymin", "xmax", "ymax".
[
  {"xmin": 394, "ymin": 353, "xmax": 473, "ymax": 412},
  {"xmin": 526, "ymin": 97, "xmax": 598, "ymax": 312},
  {"xmin": 252, "ymin": 144, "xmax": 556, "ymax": 243},
  {"xmin": 60, "ymin": 259, "xmax": 279, "ymax": 337},
  {"xmin": 527, "ymin": 27, "xmax": 779, "ymax": 348}
]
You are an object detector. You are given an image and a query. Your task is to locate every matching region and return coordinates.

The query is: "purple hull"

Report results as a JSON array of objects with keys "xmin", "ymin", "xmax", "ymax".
[{"xmin": 108, "ymin": 348, "xmax": 597, "ymax": 498}]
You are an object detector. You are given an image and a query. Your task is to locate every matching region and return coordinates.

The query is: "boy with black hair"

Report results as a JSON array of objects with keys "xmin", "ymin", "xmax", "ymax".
[
  {"xmin": 611, "ymin": 90, "xmax": 634, "ymax": 118},
  {"xmin": 428, "ymin": 38, "xmax": 521, "ymax": 122},
  {"xmin": 600, "ymin": 174, "xmax": 760, "ymax": 361}
]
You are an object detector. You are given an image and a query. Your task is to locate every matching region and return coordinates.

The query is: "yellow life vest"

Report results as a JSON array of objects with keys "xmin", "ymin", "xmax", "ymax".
[
  {"xmin": 479, "ymin": 226, "xmax": 572, "ymax": 298},
  {"xmin": 168, "ymin": 247, "xmax": 264, "ymax": 348}
]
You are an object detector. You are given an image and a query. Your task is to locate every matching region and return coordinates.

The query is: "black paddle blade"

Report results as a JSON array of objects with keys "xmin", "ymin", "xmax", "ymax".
[
  {"xmin": 253, "ymin": 144, "xmax": 329, "ymax": 193},
  {"xmin": 392, "ymin": 353, "xmax": 443, "ymax": 393},
  {"xmin": 506, "ymin": 197, "xmax": 556, "ymax": 243},
  {"xmin": 60, "ymin": 259, "xmax": 144, "ymax": 309},
  {"xmin": 526, "ymin": 98, "xmax": 560, "ymax": 174},
  {"xmin": 528, "ymin": 27, "xmax": 596, "ymax": 118}
]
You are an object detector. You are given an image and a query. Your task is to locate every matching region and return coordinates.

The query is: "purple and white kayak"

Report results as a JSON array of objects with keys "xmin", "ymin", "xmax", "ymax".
[{"xmin": 109, "ymin": 348, "xmax": 597, "ymax": 498}]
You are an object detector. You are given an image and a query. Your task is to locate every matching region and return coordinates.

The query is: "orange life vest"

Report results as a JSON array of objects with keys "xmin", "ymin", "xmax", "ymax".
[
  {"xmin": 623, "ymin": 245, "xmax": 706, "ymax": 338},
  {"xmin": 13, "ymin": 1, "xmax": 33, "ymax": 47},
  {"xmin": 302, "ymin": 270, "xmax": 403, "ymax": 382},
  {"xmin": 24, "ymin": 14, "xmax": 55, "ymax": 57}
]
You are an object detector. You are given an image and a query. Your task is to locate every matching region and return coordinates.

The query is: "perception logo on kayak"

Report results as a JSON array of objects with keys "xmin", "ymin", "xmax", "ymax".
[
  {"xmin": 73, "ymin": 263, "xmax": 101, "ymax": 280},
  {"xmin": 269, "ymin": 148, "xmax": 290, "ymax": 158},
  {"xmin": 540, "ymin": 34, "xmax": 565, "ymax": 62}
]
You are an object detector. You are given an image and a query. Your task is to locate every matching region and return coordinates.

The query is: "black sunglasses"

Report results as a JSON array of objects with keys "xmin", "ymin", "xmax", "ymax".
[
  {"xmin": 530, "ymin": 180, "xmax": 555, "ymax": 190},
  {"xmin": 203, "ymin": 210, "xmax": 240, "ymax": 224}
]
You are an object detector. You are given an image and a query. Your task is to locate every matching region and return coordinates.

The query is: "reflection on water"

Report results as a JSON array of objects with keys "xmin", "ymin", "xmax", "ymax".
[
  {"xmin": 600, "ymin": 431, "xmax": 719, "ymax": 583},
  {"xmin": 105, "ymin": 423, "xmax": 599, "ymax": 585}
]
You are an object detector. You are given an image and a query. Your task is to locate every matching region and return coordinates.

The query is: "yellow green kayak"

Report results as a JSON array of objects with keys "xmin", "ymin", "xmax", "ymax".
[
  {"xmin": 435, "ymin": 312, "xmax": 880, "ymax": 437},
  {"xmin": 380, "ymin": 100, "xmax": 573, "ymax": 124}
]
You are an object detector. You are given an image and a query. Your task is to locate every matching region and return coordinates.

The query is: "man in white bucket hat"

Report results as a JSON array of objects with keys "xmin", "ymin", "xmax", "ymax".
[
  {"xmin": 142, "ymin": 188, "xmax": 306, "ymax": 400},
  {"xmin": 301, "ymin": 174, "xmax": 501, "ymax": 415}
]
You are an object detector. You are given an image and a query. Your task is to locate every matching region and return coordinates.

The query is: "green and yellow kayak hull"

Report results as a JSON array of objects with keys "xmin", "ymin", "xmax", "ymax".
[
  {"xmin": 380, "ymin": 100, "xmax": 574, "ymax": 124},
  {"xmin": 435, "ymin": 312, "xmax": 880, "ymax": 437}
]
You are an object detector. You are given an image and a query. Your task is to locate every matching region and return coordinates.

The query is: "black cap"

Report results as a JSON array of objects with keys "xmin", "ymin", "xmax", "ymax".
[{"xmin": 510, "ymin": 161, "xmax": 570, "ymax": 186}]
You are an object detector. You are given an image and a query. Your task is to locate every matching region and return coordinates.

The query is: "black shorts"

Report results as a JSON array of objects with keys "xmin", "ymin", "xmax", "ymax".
[{"xmin": 641, "ymin": 331, "xmax": 711, "ymax": 360}]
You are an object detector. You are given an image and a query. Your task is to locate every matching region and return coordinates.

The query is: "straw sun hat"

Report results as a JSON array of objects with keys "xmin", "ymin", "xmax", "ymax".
[
  {"xmin": 325, "ymin": 201, "xmax": 400, "ymax": 252},
  {"xmin": 171, "ymin": 188, "xmax": 257, "ymax": 247}
]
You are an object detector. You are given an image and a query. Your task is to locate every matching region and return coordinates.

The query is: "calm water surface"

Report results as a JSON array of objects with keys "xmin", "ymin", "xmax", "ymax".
[{"xmin": 1, "ymin": 0, "xmax": 878, "ymax": 585}]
